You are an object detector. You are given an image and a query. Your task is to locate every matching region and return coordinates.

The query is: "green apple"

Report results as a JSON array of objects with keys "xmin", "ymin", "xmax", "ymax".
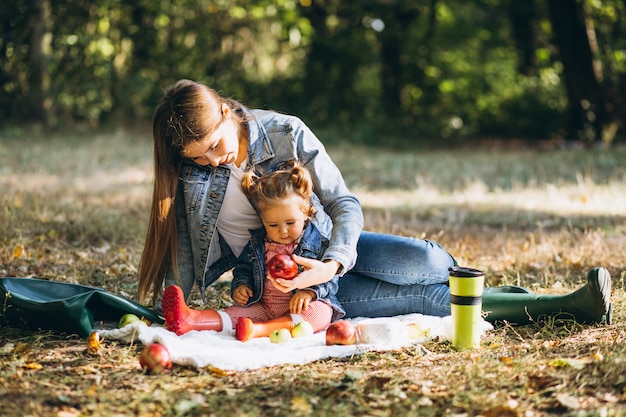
[
  {"xmin": 269, "ymin": 328, "xmax": 292, "ymax": 344},
  {"xmin": 118, "ymin": 313, "xmax": 145, "ymax": 328},
  {"xmin": 291, "ymin": 321, "xmax": 314, "ymax": 338}
]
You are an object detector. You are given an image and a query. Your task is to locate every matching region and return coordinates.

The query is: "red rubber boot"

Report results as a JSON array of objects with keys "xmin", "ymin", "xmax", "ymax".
[{"xmin": 161, "ymin": 285, "xmax": 223, "ymax": 335}]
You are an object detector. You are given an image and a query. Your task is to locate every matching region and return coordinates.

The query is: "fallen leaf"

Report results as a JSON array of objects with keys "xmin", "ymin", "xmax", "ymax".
[
  {"xmin": 0, "ymin": 343, "xmax": 15, "ymax": 355},
  {"xmin": 13, "ymin": 244, "xmax": 25, "ymax": 259},
  {"xmin": 368, "ymin": 376, "xmax": 392, "ymax": 390},
  {"xmin": 482, "ymin": 405, "xmax": 521, "ymax": 417},
  {"xmin": 417, "ymin": 397, "xmax": 433, "ymax": 406},
  {"xmin": 499, "ymin": 356, "xmax": 514, "ymax": 364},
  {"xmin": 528, "ymin": 373, "xmax": 560, "ymax": 392},
  {"xmin": 548, "ymin": 358, "xmax": 569, "ymax": 368},
  {"xmin": 601, "ymin": 392, "xmax": 619, "ymax": 403},
  {"xmin": 87, "ymin": 331, "xmax": 102, "ymax": 354},
  {"xmin": 76, "ymin": 365, "xmax": 101, "ymax": 375},
  {"xmin": 548, "ymin": 358, "xmax": 588, "ymax": 370},
  {"xmin": 23, "ymin": 362, "xmax": 43, "ymax": 370},
  {"xmin": 291, "ymin": 397, "xmax": 311, "ymax": 413},
  {"xmin": 206, "ymin": 365, "xmax": 236, "ymax": 377},
  {"xmin": 57, "ymin": 408, "xmax": 81, "ymax": 417},
  {"xmin": 556, "ymin": 393, "xmax": 581, "ymax": 409},
  {"xmin": 13, "ymin": 342, "xmax": 29, "ymax": 354},
  {"xmin": 541, "ymin": 340, "xmax": 559, "ymax": 349}
]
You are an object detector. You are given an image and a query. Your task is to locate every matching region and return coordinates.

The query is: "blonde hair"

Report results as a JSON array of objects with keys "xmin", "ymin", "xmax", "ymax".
[
  {"xmin": 241, "ymin": 162, "xmax": 316, "ymax": 218},
  {"xmin": 138, "ymin": 79, "xmax": 244, "ymax": 304}
]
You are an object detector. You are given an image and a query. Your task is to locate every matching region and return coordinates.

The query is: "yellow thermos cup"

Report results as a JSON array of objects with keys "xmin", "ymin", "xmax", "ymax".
[{"xmin": 449, "ymin": 266, "xmax": 485, "ymax": 350}]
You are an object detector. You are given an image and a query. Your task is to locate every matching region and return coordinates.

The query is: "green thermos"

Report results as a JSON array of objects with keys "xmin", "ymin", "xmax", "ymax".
[{"xmin": 449, "ymin": 266, "xmax": 485, "ymax": 350}]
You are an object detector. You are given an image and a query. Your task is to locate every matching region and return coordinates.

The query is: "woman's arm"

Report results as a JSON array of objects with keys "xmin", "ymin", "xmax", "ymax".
[{"xmin": 293, "ymin": 120, "xmax": 364, "ymax": 273}]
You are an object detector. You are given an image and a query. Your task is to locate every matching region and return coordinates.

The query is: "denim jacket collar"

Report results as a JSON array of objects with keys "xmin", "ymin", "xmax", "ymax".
[
  {"xmin": 247, "ymin": 219, "xmax": 328, "ymax": 258},
  {"xmin": 245, "ymin": 108, "xmax": 275, "ymax": 167}
]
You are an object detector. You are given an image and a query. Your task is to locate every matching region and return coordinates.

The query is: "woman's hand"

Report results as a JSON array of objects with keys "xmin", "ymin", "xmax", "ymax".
[
  {"xmin": 232, "ymin": 284, "xmax": 253, "ymax": 305},
  {"xmin": 269, "ymin": 255, "xmax": 340, "ymax": 293},
  {"xmin": 289, "ymin": 290, "xmax": 315, "ymax": 314}
]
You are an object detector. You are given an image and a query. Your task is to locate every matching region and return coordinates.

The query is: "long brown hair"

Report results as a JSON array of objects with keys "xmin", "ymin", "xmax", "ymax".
[
  {"xmin": 138, "ymin": 79, "xmax": 244, "ymax": 304},
  {"xmin": 241, "ymin": 162, "xmax": 316, "ymax": 217}
]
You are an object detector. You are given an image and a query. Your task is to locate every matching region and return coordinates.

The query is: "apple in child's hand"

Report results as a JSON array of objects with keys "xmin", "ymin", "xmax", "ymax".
[
  {"xmin": 291, "ymin": 321, "xmax": 314, "ymax": 338},
  {"xmin": 267, "ymin": 254, "xmax": 298, "ymax": 280},
  {"xmin": 139, "ymin": 343, "xmax": 172, "ymax": 374},
  {"xmin": 325, "ymin": 320, "xmax": 357, "ymax": 345},
  {"xmin": 269, "ymin": 328, "xmax": 292, "ymax": 344}
]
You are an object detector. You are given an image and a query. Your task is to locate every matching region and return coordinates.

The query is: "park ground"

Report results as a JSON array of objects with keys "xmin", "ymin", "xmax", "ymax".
[{"xmin": 1, "ymin": 131, "xmax": 625, "ymax": 416}]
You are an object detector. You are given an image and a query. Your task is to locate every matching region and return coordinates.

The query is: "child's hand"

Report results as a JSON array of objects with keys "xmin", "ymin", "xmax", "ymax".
[
  {"xmin": 232, "ymin": 284, "xmax": 253, "ymax": 305},
  {"xmin": 289, "ymin": 290, "xmax": 315, "ymax": 314}
]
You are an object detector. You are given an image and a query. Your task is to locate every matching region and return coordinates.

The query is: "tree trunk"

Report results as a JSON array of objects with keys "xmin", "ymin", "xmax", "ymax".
[
  {"xmin": 375, "ymin": 1, "xmax": 429, "ymax": 115},
  {"xmin": 547, "ymin": 0, "xmax": 606, "ymax": 142},
  {"xmin": 508, "ymin": 0, "xmax": 537, "ymax": 76},
  {"xmin": 26, "ymin": 0, "xmax": 50, "ymax": 125},
  {"xmin": 299, "ymin": 1, "xmax": 366, "ymax": 124}
]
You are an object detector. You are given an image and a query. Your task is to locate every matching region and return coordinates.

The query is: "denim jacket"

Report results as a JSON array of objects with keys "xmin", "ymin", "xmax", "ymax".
[
  {"xmin": 231, "ymin": 222, "xmax": 346, "ymax": 322},
  {"xmin": 166, "ymin": 108, "xmax": 364, "ymax": 300}
]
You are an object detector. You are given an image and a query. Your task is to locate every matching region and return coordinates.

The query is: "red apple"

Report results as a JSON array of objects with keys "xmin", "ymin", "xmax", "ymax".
[
  {"xmin": 267, "ymin": 254, "xmax": 298, "ymax": 280},
  {"xmin": 325, "ymin": 320, "xmax": 357, "ymax": 345},
  {"xmin": 139, "ymin": 343, "xmax": 172, "ymax": 374}
]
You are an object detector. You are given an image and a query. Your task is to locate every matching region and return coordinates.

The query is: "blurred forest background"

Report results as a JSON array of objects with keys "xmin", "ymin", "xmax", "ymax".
[{"xmin": 2, "ymin": 0, "xmax": 626, "ymax": 146}]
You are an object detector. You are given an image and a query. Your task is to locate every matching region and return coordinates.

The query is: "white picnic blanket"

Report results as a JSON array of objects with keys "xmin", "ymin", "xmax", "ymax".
[{"xmin": 99, "ymin": 314, "xmax": 492, "ymax": 371}]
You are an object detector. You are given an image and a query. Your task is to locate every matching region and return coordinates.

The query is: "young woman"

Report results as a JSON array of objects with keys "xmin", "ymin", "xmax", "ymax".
[
  {"xmin": 138, "ymin": 79, "xmax": 612, "ymax": 329},
  {"xmin": 162, "ymin": 162, "xmax": 344, "ymax": 341}
]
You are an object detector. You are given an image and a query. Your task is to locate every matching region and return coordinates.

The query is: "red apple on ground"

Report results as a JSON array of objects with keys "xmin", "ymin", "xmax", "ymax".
[
  {"xmin": 267, "ymin": 254, "xmax": 298, "ymax": 280},
  {"xmin": 139, "ymin": 343, "xmax": 172, "ymax": 374},
  {"xmin": 325, "ymin": 320, "xmax": 357, "ymax": 345}
]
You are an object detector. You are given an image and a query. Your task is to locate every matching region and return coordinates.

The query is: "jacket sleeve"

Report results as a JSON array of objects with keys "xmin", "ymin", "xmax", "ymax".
[
  {"xmin": 307, "ymin": 276, "xmax": 340, "ymax": 301},
  {"xmin": 292, "ymin": 119, "xmax": 364, "ymax": 274},
  {"xmin": 230, "ymin": 243, "xmax": 256, "ymax": 302}
]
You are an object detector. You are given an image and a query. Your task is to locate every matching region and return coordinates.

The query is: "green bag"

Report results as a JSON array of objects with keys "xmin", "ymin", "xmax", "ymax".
[{"xmin": 0, "ymin": 277, "xmax": 163, "ymax": 337}]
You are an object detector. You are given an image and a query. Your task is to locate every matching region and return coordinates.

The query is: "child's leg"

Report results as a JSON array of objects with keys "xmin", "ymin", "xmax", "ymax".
[
  {"xmin": 162, "ymin": 285, "xmax": 283, "ymax": 336},
  {"xmin": 222, "ymin": 303, "xmax": 280, "ymax": 329},
  {"xmin": 224, "ymin": 292, "xmax": 295, "ymax": 342},
  {"xmin": 233, "ymin": 301, "xmax": 333, "ymax": 342},
  {"xmin": 298, "ymin": 300, "xmax": 334, "ymax": 332}
]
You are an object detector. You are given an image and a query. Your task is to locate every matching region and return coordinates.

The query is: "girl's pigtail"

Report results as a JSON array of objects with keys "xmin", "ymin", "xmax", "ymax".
[
  {"xmin": 290, "ymin": 165, "xmax": 312, "ymax": 199},
  {"xmin": 289, "ymin": 165, "xmax": 316, "ymax": 217},
  {"xmin": 241, "ymin": 170, "xmax": 259, "ymax": 196}
]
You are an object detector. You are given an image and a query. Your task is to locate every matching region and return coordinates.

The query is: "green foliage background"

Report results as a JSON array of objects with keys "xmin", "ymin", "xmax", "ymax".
[{"xmin": 2, "ymin": 0, "xmax": 625, "ymax": 144}]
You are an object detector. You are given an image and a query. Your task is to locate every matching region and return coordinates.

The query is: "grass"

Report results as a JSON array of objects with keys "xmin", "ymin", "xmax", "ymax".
[{"xmin": 1, "ymin": 129, "xmax": 625, "ymax": 416}]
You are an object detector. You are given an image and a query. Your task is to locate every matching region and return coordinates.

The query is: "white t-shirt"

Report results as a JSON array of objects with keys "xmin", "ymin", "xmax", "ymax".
[{"xmin": 215, "ymin": 161, "xmax": 262, "ymax": 257}]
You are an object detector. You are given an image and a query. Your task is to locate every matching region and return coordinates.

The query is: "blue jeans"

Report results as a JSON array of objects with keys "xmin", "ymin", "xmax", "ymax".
[{"xmin": 336, "ymin": 231, "xmax": 453, "ymax": 318}]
